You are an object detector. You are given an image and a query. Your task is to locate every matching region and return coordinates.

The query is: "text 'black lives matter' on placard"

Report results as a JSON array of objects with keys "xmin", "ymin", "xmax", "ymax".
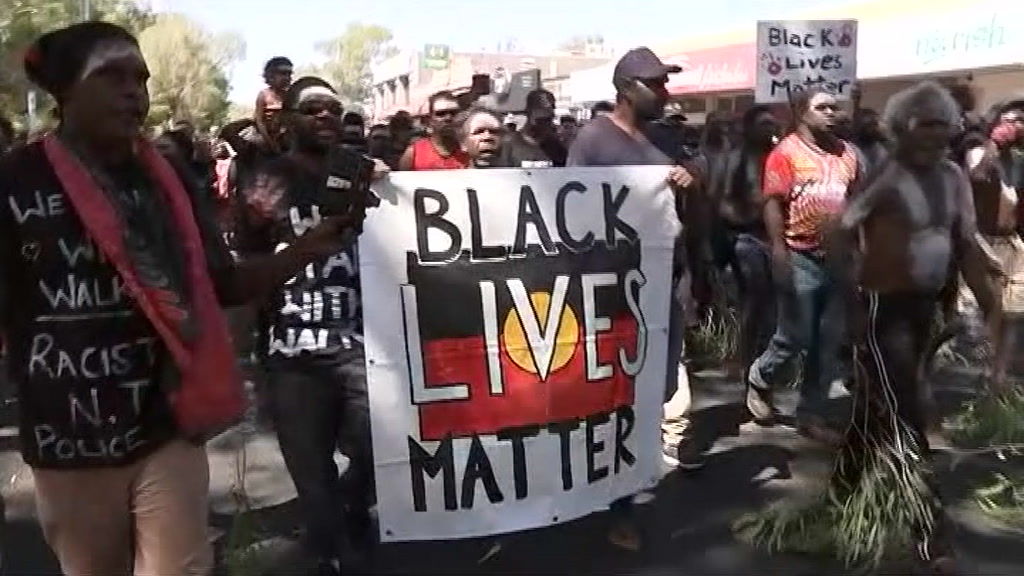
[
  {"xmin": 755, "ymin": 19, "xmax": 858, "ymax": 103},
  {"xmin": 360, "ymin": 167, "xmax": 680, "ymax": 541}
]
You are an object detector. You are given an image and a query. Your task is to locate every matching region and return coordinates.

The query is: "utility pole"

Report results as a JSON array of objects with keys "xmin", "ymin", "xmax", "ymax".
[{"xmin": 82, "ymin": 0, "xmax": 91, "ymax": 20}]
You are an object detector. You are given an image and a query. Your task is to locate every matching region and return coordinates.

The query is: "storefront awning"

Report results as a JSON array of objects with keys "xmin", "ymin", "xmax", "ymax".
[
  {"xmin": 567, "ymin": 42, "xmax": 757, "ymax": 104},
  {"xmin": 664, "ymin": 43, "xmax": 756, "ymax": 94}
]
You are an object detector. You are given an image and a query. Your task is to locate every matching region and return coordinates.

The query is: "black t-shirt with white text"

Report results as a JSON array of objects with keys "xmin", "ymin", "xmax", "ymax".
[
  {"xmin": 0, "ymin": 142, "xmax": 232, "ymax": 468},
  {"xmin": 234, "ymin": 155, "xmax": 363, "ymax": 367}
]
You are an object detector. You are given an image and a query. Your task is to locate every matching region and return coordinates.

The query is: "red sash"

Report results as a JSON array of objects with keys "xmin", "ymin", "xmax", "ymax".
[{"xmin": 43, "ymin": 135, "xmax": 244, "ymax": 438}]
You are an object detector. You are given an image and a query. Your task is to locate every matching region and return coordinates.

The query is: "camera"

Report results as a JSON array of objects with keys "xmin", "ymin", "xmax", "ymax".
[{"xmin": 320, "ymin": 144, "xmax": 380, "ymax": 218}]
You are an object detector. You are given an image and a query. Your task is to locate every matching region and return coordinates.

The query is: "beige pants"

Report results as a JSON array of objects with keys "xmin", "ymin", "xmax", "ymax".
[{"xmin": 33, "ymin": 439, "xmax": 212, "ymax": 576}]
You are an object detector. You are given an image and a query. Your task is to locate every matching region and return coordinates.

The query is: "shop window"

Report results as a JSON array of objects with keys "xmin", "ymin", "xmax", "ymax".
[
  {"xmin": 734, "ymin": 94, "xmax": 755, "ymax": 113},
  {"xmin": 680, "ymin": 97, "xmax": 707, "ymax": 113}
]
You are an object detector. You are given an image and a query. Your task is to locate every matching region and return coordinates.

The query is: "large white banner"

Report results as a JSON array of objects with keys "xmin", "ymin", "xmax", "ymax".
[
  {"xmin": 360, "ymin": 167, "xmax": 679, "ymax": 541},
  {"xmin": 756, "ymin": 19, "xmax": 858, "ymax": 103}
]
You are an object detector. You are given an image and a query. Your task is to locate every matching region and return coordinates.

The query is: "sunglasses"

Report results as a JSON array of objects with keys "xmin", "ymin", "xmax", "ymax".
[
  {"xmin": 433, "ymin": 109, "xmax": 458, "ymax": 119},
  {"xmin": 297, "ymin": 101, "xmax": 344, "ymax": 117}
]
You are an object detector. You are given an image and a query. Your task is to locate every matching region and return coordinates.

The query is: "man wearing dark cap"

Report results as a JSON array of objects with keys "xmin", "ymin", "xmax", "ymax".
[
  {"xmin": 500, "ymin": 88, "xmax": 567, "ymax": 168},
  {"xmin": 567, "ymin": 46, "xmax": 707, "ymax": 551},
  {"xmin": 569, "ymin": 47, "xmax": 683, "ymax": 166},
  {"xmin": 234, "ymin": 76, "xmax": 383, "ymax": 576},
  {"xmin": 2, "ymin": 23, "xmax": 364, "ymax": 575}
]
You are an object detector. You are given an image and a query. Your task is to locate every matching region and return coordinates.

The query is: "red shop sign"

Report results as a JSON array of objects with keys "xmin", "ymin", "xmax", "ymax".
[{"xmin": 663, "ymin": 42, "xmax": 757, "ymax": 94}]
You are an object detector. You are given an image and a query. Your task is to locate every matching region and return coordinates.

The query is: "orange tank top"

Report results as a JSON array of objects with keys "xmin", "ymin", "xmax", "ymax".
[{"xmin": 410, "ymin": 137, "xmax": 469, "ymax": 171}]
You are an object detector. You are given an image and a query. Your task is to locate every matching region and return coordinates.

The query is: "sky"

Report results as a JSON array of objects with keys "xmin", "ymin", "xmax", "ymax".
[{"xmin": 149, "ymin": 0, "xmax": 826, "ymax": 103}]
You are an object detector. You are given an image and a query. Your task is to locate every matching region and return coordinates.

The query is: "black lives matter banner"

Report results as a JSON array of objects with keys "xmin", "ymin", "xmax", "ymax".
[{"xmin": 360, "ymin": 167, "xmax": 680, "ymax": 541}]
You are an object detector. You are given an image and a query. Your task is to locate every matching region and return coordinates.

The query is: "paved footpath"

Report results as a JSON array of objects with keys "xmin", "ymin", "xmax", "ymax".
[{"xmin": 2, "ymin": 368, "xmax": 1023, "ymax": 575}]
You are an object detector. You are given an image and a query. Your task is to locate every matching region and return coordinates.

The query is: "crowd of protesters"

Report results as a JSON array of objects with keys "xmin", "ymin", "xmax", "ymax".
[{"xmin": 1, "ymin": 19, "xmax": 1024, "ymax": 576}]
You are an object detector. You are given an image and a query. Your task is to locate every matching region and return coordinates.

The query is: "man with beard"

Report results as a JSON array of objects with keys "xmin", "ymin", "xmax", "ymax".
[
  {"xmin": 701, "ymin": 112, "xmax": 732, "ymax": 168},
  {"xmin": 2, "ymin": 24, "xmax": 361, "ymax": 575},
  {"xmin": 235, "ymin": 76, "xmax": 384, "ymax": 576},
  {"xmin": 568, "ymin": 46, "xmax": 704, "ymax": 551},
  {"xmin": 853, "ymin": 108, "xmax": 889, "ymax": 174},
  {"xmin": 367, "ymin": 123, "xmax": 398, "ymax": 168},
  {"xmin": 829, "ymin": 81, "xmax": 1001, "ymax": 576},
  {"xmin": 745, "ymin": 88, "xmax": 860, "ymax": 445},
  {"xmin": 399, "ymin": 91, "xmax": 468, "ymax": 170},
  {"xmin": 501, "ymin": 88, "xmax": 566, "ymax": 167},
  {"xmin": 709, "ymin": 104, "xmax": 781, "ymax": 374},
  {"xmin": 340, "ymin": 112, "xmax": 368, "ymax": 155},
  {"xmin": 558, "ymin": 115, "xmax": 579, "ymax": 147},
  {"xmin": 388, "ymin": 111, "xmax": 415, "ymax": 159}
]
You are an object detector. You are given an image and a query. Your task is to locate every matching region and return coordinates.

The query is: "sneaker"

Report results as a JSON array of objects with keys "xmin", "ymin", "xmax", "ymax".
[
  {"xmin": 661, "ymin": 443, "xmax": 680, "ymax": 468},
  {"xmin": 746, "ymin": 365, "xmax": 777, "ymax": 424},
  {"xmin": 796, "ymin": 420, "xmax": 844, "ymax": 448},
  {"xmin": 316, "ymin": 558, "xmax": 342, "ymax": 576},
  {"xmin": 607, "ymin": 519, "xmax": 642, "ymax": 552},
  {"xmin": 911, "ymin": 554, "xmax": 959, "ymax": 576},
  {"xmin": 662, "ymin": 442, "xmax": 706, "ymax": 471},
  {"xmin": 676, "ymin": 441, "xmax": 706, "ymax": 471},
  {"xmin": 930, "ymin": 557, "xmax": 959, "ymax": 576}
]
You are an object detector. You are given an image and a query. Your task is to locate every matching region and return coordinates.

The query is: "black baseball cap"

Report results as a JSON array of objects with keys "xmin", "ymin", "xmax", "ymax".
[{"xmin": 613, "ymin": 47, "xmax": 682, "ymax": 84}]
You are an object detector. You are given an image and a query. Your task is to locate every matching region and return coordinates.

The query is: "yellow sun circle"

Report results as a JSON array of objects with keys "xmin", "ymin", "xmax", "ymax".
[{"xmin": 502, "ymin": 292, "xmax": 579, "ymax": 375}]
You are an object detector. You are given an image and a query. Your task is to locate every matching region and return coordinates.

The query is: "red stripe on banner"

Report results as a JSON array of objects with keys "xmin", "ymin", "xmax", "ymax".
[{"xmin": 417, "ymin": 314, "xmax": 638, "ymax": 440}]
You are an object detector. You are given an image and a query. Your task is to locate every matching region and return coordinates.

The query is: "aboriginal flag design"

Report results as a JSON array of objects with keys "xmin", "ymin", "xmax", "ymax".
[{"xmin": 404, "ymin": 241, "xmax": 642, "ymax": 441}]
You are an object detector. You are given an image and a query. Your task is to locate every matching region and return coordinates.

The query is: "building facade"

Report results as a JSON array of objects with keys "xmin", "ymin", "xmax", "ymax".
[
  {"xmin": 370, "ymin": 48, "xmax": 609, "ymax": 121},
  {"xmin": 567, "ymin": 0, "xmax": 1024, "ymax": 123}
]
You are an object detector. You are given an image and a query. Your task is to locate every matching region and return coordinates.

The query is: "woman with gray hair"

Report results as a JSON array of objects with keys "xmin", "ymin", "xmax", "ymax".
[{"xmin": 456, "ymin": 107, "xmax": 506, "ymax": 168}]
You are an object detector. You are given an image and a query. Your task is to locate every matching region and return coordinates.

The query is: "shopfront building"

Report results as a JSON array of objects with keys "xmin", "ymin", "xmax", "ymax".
[{"xmin": 566, "ymin": 0, "xmax": 1024, "ymax": 121}]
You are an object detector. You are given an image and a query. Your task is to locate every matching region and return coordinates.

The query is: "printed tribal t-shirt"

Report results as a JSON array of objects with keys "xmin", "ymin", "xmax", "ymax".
[
  {"xmin": 762, "ymin": 133, "xmax": 859, "ymax": 252},
  {"xmin": 235, "ymin": 155, "xmax": 363, "ymax": 366},
  {"xmin": 0, "ymin": 142, "xmax": 233, "ymax": 468}
]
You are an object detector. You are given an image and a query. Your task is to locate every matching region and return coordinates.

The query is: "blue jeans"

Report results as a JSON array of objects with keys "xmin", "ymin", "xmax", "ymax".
[{"xmin": 751, "ymin": 250, "xmax": 844, "ymax": 421}]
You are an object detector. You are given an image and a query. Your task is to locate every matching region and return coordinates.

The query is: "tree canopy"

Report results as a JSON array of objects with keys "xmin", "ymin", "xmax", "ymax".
[
  {"xmin": 0, "ymin": 0, "xmax": 154, "ymax": 128},
  {"xmin": 1, "ymin": 3, "xmax": 400, "ymax": 133},
  {"xmin": 1, "ymin": 0, "xmax": 241, "ymax": 133},
  {"xmin": 138, "ymin": 13, "xmax": 245, "ymax": 131},
  {"xmin": 307, "ymin": 22, "xmax": 397, "ymax": 106}
]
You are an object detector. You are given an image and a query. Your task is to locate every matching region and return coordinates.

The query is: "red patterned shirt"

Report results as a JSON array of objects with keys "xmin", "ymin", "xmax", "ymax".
[{"xmin": 762, "ymin": 133, "xmax": 859, "ymax": 252}]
